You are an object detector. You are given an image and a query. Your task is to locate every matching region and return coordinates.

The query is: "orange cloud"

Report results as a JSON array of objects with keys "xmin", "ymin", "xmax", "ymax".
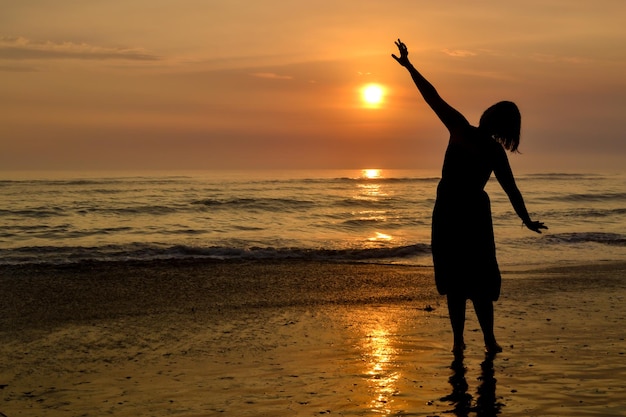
[
  {"xmin": 0, "ymin": 36, "xmax": 159, "ymax": 61},
  {"xmin": 250, "ymin": 72, "xmax": 294, "ymax": 80},
  {"xmin": 441, "ymin": 48, "xmax": 477, "ymax": 58}
]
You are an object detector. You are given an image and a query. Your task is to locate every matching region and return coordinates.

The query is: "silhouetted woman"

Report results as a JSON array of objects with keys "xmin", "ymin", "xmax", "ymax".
[{"xmin": 392, "ymin": 39, "xmax": 546, "ymax": 354}]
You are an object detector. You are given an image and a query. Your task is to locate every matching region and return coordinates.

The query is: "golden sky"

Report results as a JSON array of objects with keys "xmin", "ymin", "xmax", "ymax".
[{"xmin": 1, "ymin": 1, "xmax": 625, "ymax": 172}]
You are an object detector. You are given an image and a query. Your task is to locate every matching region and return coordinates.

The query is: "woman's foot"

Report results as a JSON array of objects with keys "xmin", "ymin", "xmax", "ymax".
[
  {"xmin": 485, "ymin": 342, "xmax": 502, "ymax": 354},
  {"xmin": 452, "ymin": 342, "xmax": 466, "ymax": 355}
]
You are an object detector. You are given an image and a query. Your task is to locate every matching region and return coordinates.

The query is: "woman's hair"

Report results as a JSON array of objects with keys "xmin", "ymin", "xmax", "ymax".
[{"xmin": 479, "ymin": 101, "xmax": 521, "ymax": 152}]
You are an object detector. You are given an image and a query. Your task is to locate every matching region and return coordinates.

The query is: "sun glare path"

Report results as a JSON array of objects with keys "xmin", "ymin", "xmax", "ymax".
[{"xmin": 361, "ymin": 84, "xmax": 385, "ymax": 107}]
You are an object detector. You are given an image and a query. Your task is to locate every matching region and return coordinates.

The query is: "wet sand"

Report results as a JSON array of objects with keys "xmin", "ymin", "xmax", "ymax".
[{"xmin": 1, "ymin": 260, "xmax": 625, "ymax": 416}]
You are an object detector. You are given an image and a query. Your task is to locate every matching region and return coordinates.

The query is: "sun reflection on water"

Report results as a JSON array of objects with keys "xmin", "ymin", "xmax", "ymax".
[
  {"xmin": 362, "ymin": 168, "xmax": 382, "ymax": 179},
  {"xmin": 356, "ymin": 169, "xmax": 387, "ymax": 199},
  {"xmin": 354, "ymin": 169, "xmax": 396, "ymax": 247},
  {"xmin": 357, "ymin": 183, "xmax": 386, "ymax": 199},
  {"xmin": 368, "ymin": 231, "xmax": 393, "ymax": 242}
]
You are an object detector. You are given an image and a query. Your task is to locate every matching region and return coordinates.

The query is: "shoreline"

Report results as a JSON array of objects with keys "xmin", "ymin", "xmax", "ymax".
[{"xmin": 1, "ymin": 260, "xmax": 625, "ymax": 416}]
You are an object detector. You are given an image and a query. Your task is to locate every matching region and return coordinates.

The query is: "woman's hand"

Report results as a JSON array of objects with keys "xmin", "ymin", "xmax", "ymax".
[
  {"xmin": 392, "ymin": 39, "xmax": 411, "ymax": 67},
  {"xmin": 525, "ymin": 220, "xmax": 548, "ymax": 234}
]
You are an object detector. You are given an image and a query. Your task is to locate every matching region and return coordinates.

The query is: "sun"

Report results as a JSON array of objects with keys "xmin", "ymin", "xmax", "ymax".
[{"xmin": 361, "ymin": 83, "xmax": 385, "ymax": 107}]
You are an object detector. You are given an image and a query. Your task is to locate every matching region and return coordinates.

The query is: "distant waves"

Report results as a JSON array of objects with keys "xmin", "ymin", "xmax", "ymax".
[
  {"xmin": 1, "ymin": 170, "xmax": 625, "ymax": 267},
  {"xmin": 0, "ymin": 243, "xmax": 432, "ymax": 266}
]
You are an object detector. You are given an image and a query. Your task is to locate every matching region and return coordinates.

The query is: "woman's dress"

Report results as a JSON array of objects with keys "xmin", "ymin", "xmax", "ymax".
[{"xmin": 431, "ymin": 129, "xmax": 503, "ymax": 301}]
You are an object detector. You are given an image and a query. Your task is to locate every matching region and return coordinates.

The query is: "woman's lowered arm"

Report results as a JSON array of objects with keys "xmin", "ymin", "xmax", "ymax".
[{"xmin": 494, "ymin": 147, "xmax": 547, "ymax": 233}]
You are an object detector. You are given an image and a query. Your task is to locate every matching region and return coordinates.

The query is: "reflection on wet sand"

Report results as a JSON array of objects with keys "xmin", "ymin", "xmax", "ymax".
[
  {"xmin": 362, "ymin": 326, "xmax": 400, "ymax": 414},
  {"xmin": 354, "ymin": 308, "xmax": 404, "ymax": 415},
  {"xmin": 441, "ymin": 351, "xmax": 472, "ymax": 414},
  {"xmin": 350, "ymin": 305, "xmax": 506, "ymax": 415},
  {"xmin": 441, "ymin": 351, "xmax": 503, "ymax": 416}
]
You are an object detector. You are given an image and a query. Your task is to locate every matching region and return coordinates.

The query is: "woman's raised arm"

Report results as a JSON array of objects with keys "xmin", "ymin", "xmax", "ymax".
[{"xmin": 392, "ymin": 39, "xmax": 467, "ymax": 132}]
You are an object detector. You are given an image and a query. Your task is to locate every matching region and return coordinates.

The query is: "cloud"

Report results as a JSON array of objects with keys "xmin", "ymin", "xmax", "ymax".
[
  {"xmin": 250, "ymin": 72, "xmax": 293, "ymax": 80},
  {"xmin": 0, "ymin": 36, "xmax": 160, "ymax": 61},
  {"xmin": 530, "ymin": 53, "xmax": 589, "ymax": 64},
  {"xmin": 0, "ymin": 64, "xmax": 38, "ymax": 72},
  {"xmin": 441, "ymin": 48, "xmax": 477, "ymax": 58}
]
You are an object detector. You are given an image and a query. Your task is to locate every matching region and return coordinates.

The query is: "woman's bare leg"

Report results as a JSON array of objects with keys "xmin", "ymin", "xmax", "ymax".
[
  {"xmin": 446, "ymin": 293, "xmax": 466, "ymax": 352},
  {"xmin": 472, "ymin": 298, "xmax": 502, "ymax": 353}
]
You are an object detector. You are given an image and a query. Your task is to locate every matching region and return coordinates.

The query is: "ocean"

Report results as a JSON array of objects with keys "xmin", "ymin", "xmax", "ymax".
[{"xmin": 1, "ymin": 169, "xmax": 624, "ymax": 268}]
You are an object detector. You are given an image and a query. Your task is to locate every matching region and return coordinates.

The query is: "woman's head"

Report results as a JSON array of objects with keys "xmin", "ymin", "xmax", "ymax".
[{"xmin": 479, "ymin": 101, "xmax": 521, "ymax": 152}]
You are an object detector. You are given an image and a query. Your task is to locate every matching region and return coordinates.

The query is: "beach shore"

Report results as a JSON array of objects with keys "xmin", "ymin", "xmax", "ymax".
[{"xmin": 1, "ymin": 260, "xmax": 625, "ymax": 416}]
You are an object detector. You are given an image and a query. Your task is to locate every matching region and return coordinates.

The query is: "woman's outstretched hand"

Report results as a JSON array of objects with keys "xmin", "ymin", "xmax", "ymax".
[
  {"xmin": 526, "ymin": 220, "xmax": 548, "ymax": 234},
  {"xmin": 392, "ymin": 39, "xmax": 410, "ymax": 67}
]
